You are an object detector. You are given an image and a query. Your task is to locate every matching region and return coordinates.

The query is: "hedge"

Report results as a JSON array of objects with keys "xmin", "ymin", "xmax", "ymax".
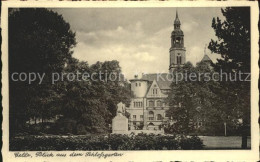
[{"xmin": 10, "ymin": 133, "xmax": 204, "ymax": 151}]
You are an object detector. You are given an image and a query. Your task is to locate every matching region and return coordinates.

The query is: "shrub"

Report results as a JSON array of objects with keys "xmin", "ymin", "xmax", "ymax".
[
  {"xmin": 9, "ymin": 134, "xmax": 203, "ymax": 151},
  {"xmin": 179, "ymin": 136, "xmax": 204, "ymax": 150},
  {"xmin": 134, "ymin": 133, "xmax": 157, "ymax": 150},
  {"xmin": 106, "ymin": 134, "xmax": 132, "ymax": 150},
  {"xmin": 162, "ymin": 135, "xmax": 179, "ymax": 150}
]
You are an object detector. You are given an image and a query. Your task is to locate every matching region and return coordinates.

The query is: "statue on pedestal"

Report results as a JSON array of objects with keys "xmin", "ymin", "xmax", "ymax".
[{"xmin": 112, "ymin": 102, "xmax": 128, "ymax": 134}]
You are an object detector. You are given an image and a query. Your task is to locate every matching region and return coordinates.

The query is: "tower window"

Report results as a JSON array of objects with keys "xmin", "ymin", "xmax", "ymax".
[
  {"xmin": 176, "ymin": 37, "xmax": 181, "ymax": 44},
  {"xmin": 177, "ymin": 56, "xmax": 182, "ymax": 64},
  {"xmin": 136, "ymin": 83, "xmax": 138, "ymax": 87},
  {"xmin": 139, "ymin": 83, "xmax": 141, "ymax": 86}
]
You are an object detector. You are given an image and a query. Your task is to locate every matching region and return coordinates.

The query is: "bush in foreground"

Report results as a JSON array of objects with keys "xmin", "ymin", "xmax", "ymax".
[{"xmin": 10, "ymin": 133, "xmax": 204, "ymax": 151}]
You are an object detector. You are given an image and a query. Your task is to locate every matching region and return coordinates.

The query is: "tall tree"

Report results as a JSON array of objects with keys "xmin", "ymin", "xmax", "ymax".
[
  {"xmin": 208, "ymin": 7, "xmax": 250, "ymax": 148},
  {"xmin": 59, "ymin": 60, "xmax": 132, "ymax": 134},
  {"xmin": 166, "ymin": 62, "xmax": 222, "ymax": 135},
  {"xmin": 166, "ymin": 63, "xmax": 197, "ymax": 134},
  {"xmin": 9, "ymin": 8, "xmax": 76, "ymax": 136}
]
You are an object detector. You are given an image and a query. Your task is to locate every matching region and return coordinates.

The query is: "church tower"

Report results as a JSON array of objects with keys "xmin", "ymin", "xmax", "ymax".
[{"xmin": 169, "ymin": 10, "xmax": 186, "ymax": 72}]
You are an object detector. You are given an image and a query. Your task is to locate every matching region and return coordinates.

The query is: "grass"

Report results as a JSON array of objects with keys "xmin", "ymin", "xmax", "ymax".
[{"xmin": 199, "ymin": 136, "xmax": 251, "ymax": 149}]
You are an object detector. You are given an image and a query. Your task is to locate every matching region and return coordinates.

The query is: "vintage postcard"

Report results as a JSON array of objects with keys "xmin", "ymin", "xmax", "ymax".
[{"xmin": 1, "ymin": 0, "xmax": 259, "ymax": 161}]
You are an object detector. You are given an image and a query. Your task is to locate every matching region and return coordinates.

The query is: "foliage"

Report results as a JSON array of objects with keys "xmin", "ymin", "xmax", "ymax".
[
  {"xmin": 59, "ymin": 59, "xmax": 132, "ymax": 134},
  {"xmin": 209, "ymin": 7, "xmax": 250, "ymax": 72},
  {"xmin": 208, "ymin": 7, "xmax": 250, "ymax": 148},
  {"xmin": 179, "ymin": 136, "xmax": 204, "ymax": 150},
  {"xmin": 9, "ymin": 8, "xmax": 132, "ymax": 136},
  {"xmin": 10, "ymin": 134, "xmax": 203, "ymax": 151},
  {"xmin": 9, "ymin": 8, "xmax": 76, "ymax": 136},
  {"xmin": 166, "ymin": 62, "xmax": 222, "ymax": 134}
]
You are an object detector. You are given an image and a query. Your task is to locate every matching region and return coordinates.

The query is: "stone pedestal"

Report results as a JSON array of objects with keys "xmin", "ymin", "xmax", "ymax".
[{"xmin": 112, "ymin": 113, "xmax": 128, "ymax": 134}]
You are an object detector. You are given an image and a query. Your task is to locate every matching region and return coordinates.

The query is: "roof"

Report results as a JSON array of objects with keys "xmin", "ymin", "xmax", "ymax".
[
  {"xmin": 141, "ymin": 73, "xmax": 171, "ymax": 90},
  {"xmin": 201, "ymin": 54, "xmax": 212, "ymax": 62},
  {"xmin": 129, "ymin": 78, "xmax": 149, "ymax": 82}
]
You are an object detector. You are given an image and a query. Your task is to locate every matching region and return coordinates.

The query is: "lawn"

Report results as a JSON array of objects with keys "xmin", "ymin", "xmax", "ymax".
[{"xmin": 199, "ymin": 136, "xmax": 251, "ymax": 149}]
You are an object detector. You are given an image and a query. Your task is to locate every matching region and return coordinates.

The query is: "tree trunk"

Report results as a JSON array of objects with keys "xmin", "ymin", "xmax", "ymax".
[
  {"xmin": 224, "ymin": 122, "xmax": 227, "ymax": 136},
  {"xmin": 241, "ymin": 124, "xmax": 248, "ymax": 149},
  {"xmin": 241, "ymin": 133, "xmax": 247, "ymax": 149}
]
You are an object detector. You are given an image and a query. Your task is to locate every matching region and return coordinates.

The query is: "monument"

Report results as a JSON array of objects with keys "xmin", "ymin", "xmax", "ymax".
[{"xmin": 112, "ymin": 102, "xmax": 128, "ymax": 134}]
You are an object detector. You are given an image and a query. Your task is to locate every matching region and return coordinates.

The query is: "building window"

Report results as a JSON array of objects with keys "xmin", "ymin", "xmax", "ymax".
[
  {"xmin": 140, "ymin": 115, "xmax": 143, "ymax": 119},
  {"xmin": 156, "ymin": 100, "xmax": 162, "ymax": 107},
  {"xmin": 139, "ymin": 83, "xmax": 141, "ymax": 86},
  {"xmin": 148, "ymin": 101, "xmax": 154, "ymax": 107},
  {"xmin": 148, "ymin": 111, "xmax": 154, "ymax": 120},
  {"xmin": 136, "ymin": 83, "xmax": 138, "ymax": 87},
  {"xmin": 133, "ymin": 115, "xmax": 136, "ymax": 120},
  {"xmin": 134, "ymin": 102, "xmax": 143, "ymax": 108},
  {"xmin": 157, "ymin": 114, "xmax": 163, "ymax": 120}
]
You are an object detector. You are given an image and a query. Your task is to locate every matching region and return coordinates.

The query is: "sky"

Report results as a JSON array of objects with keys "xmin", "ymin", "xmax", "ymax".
[{"xmin": 53, "ymin": 8, "xmax": 224, "ymax": 79}]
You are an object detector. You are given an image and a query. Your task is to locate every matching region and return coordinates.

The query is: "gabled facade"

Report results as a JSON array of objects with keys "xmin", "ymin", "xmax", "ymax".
[{"xmin": 127, "ymin": 74, "xmax": 171, "ymax": 130}]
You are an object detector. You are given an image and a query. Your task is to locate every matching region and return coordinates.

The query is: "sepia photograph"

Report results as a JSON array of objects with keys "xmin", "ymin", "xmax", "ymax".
[{"xmin": 1, "ymin": 1, "xmax": 259, "ymax": 161}]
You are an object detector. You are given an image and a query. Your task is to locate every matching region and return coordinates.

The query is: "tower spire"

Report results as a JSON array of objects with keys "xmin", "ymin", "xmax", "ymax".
[
  {"xmin": 201, "ymin": 44, "xmax": 212, "ymax": 62},
  {"xmin": 174, "ymin": 9, "xmax": 181, "ymax": 27},
  {"xmin": 204, "ymin": 44, "xmax": 207, "ymax": 56}
]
